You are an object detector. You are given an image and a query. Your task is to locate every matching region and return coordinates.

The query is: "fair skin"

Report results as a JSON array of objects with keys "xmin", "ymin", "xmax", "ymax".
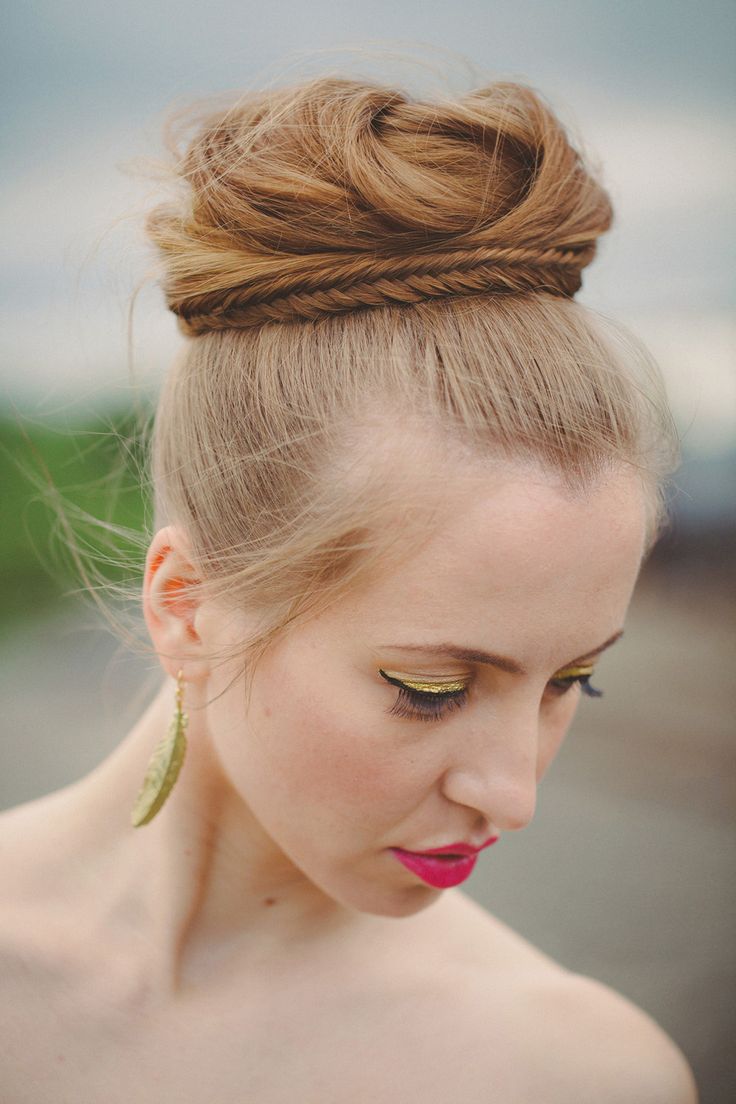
[{"xmin": 0, "ymin": 442, "xmax": 697, "ymax": 1102}]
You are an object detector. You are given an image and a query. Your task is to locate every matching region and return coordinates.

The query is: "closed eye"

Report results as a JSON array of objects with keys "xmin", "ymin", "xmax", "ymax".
[
  {"xmin": 379, "ymin": 669, "xmax": 469, "ymax": 723},
  {"xmin": 379, "ymin": 662, "xmax": 603, "ymax": 724},
  {"xmin": 547, "ymin": 665, "xmax": 603, "ymax": 698}
]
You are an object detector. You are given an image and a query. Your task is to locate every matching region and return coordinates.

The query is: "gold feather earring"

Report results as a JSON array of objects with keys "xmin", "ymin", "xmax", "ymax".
[{"xmin": 130, "ymin": 669, "xmax": 189, "ymax": 827}]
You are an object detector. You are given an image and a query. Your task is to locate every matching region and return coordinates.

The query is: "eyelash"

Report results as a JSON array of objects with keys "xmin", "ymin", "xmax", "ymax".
[
  {"xmin": 389, "ymin": 685, "xmax": 469, "ymax": 723},
  {"xmin": 384, "ymin": 673, "xmax": 603, "ymax": 724}
]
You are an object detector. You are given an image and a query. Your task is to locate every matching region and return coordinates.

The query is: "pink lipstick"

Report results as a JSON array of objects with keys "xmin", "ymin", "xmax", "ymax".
[{"xmin": 390, "ymin": 836, "xmax": 499, "ymax": 889}]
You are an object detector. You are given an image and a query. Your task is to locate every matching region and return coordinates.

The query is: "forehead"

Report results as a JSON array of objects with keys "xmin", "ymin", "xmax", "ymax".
[
  {"xmin": 333, "ymin": 428, "xmax": 647, "ymax": 662},
  {"xmin": 381, "ymin": 454, "xmax": 642, "ymax": 578}
]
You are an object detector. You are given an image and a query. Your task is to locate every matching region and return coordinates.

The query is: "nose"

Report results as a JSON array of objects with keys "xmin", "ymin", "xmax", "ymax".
[{"xmin": 440, "ymin": 711, "xmax": 540, "ymax": 832}]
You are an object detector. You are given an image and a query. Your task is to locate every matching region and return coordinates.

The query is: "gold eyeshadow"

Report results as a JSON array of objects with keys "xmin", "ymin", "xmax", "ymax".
[
  {"xmin": 551, "ymin": 664, "xmax": 596, "ymax": 680},
  {"xmin": 379, "ymin": 669, "xmax": 469, "ymax": 694},
  {"xmin": 380, "ymin": 659, "xmax": 604, "ymax": 722},
  {"xmin": 380, "ymin": 665, "xmax": 597, "ymax": 693}
]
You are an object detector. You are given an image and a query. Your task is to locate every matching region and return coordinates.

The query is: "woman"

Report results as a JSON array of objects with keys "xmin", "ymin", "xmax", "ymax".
[{"xmin": 0, "ymin": 74, "xmax": 698, "ymax": 1101}]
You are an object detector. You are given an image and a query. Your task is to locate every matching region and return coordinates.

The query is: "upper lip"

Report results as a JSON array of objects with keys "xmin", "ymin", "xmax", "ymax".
[{"xmin": 398, "ymin": 836, "xmax": 499, "ymax": 857}]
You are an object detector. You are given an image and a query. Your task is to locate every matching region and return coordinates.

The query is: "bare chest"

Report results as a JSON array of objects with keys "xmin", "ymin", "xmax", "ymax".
[{"xmin": 0, "ymin": 950, "xmax": 544, "ymax": 1104}]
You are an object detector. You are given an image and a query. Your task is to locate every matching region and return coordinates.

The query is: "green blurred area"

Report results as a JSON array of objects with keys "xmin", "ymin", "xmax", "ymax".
[
  {"xmin": 0, "ymin": 408, "xmax": 151, "ymax": 632},
  {"xmin": 2, "ymin": 403, "xmax": 733, "ymax": 637}
]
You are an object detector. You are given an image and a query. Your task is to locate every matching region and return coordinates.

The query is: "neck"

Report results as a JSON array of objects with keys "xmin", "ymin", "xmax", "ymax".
[{"xmin": 67, "ymin": 677, "xmax": 367, "ymax": 998}]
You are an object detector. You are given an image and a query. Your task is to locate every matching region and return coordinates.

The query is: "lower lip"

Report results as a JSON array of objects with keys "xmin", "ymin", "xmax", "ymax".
[{"xmin": 389, "ymin": 848, "xmax": 480, "ymax": 888}]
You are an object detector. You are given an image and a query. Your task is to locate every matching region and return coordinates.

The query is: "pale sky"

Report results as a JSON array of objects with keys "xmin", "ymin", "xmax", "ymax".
[{"xmin": 2, "ymin": 1, "xmax": 734, "ymax": 458}]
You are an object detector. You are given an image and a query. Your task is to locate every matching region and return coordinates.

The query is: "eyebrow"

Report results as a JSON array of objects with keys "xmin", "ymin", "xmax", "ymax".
[{"xmin": 375, "ymin": 630, "xmax": 624, "ymax": 676}]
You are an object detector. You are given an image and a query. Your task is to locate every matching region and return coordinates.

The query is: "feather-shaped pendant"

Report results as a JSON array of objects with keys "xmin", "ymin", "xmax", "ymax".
[{"xmin": 130, "ymin": 684, "xmax": 188, "ymax": 827}]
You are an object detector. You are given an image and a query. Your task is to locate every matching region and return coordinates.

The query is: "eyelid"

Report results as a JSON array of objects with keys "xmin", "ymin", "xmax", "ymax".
[
  {"xmin": 552, "ymin": 663, "xmax": 596, "ymax": 679},
  {"xmin": 379, "ymin": 669, "xmax": 469, "ymax": 694},
  {"xmin": 381, "ymin": 664, "xmax": 599, "ymax": 690}
]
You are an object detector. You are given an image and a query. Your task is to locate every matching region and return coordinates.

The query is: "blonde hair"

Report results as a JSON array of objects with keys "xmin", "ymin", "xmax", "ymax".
[{"xmin": 138, "ymin": 73, "xmax": 678, "ymax": 685}]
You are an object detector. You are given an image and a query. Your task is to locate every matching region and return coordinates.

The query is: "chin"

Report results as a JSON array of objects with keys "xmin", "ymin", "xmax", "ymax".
[
  {"xmin": 382, "ymin": 887, "xmax": 442, "ymax": 919},
  {"xmin": 341, "ymin": 881, "xmax": 442, "ymax": 919}
]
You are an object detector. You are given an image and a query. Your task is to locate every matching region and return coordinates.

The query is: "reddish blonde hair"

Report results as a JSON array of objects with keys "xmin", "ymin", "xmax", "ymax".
[{"xmin": 139, "ymin": 74, "xmax": 677, "ymax": 681}]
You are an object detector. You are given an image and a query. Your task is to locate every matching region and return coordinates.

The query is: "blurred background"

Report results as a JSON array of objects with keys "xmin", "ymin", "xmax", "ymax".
[{"xmin": 1, "ymin": 2, "xmax": 734, "ymax": 1099}]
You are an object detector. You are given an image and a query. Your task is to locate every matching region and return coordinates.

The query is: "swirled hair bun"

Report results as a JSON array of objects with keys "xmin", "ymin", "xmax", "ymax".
[{"xmin": 146, "ymin": 77, "xmax": 613, "ymax": 335}]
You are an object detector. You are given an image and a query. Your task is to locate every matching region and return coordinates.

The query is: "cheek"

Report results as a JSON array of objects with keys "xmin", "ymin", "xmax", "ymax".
[
  {"xmin": 536, "ymin": 694, "xmax": 580, "ymax": 779},
  {"xmin": 246, "ymin": 679, "xmax": 413, "ymax": 827}
]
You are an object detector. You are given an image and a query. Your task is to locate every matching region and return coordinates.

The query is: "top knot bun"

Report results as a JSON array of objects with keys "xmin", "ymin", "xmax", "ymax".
[{"xmin": 146, "ymin": 77, "xmax": 613, "ymax": 335}]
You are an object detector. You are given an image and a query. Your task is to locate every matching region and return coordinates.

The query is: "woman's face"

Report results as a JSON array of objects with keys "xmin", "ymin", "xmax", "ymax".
[{"xmin": 201, "ymin": 454, "xmax": 648, "ymax": 918}]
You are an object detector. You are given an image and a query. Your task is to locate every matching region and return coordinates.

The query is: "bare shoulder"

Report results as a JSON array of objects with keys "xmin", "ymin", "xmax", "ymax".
[
  {"xmin": 424, "ymin": 893, "xmax": 698, "ymax": 1103},
  {"xmin": 519, "ymin": 970, "xmax": 700, "ymax": 1104},
  {"xmin": 0, "ymin": 795, "xmax": 51, "ymax": 912},
  {"xmin": 0, "ymin": 788, "xmax": 101, "ymax": 968},
  {"xmin": 0, "ymin": 796, "xmax": 77, "ymax": 1075},
  {"xmin": 0, "ymin": 789, "xmax": 76, "ymax": 904}
]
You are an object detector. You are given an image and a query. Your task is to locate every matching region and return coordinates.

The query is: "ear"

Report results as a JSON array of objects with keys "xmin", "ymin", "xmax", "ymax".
[{"xmin": 142, "ymin": 525, "xmax": 211, "ymax": 683}]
